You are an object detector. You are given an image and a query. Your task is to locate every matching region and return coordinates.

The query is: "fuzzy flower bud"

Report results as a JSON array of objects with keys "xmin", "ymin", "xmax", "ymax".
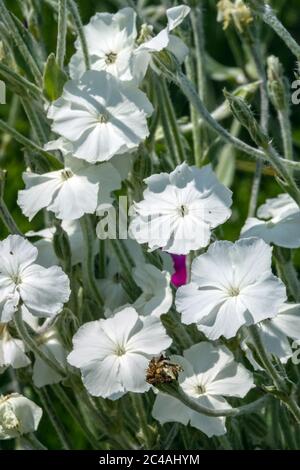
[
  {"xmin": 53, "ymin": 222, "xmax": 72, "ymax": 271},
  {"xmin": 267, "ymin": 55, "xmax": 288, "ymax": 111},
  {"xmin": 224, "ymin": 90, "xmax": 269, "ymax": 148}
]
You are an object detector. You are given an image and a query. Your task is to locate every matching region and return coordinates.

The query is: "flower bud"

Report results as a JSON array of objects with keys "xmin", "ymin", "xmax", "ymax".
[
  {"xmin": 224, "ymin": 90, "xmax": 269, "ymax": 148},
  {"xmin": 267, "ymin": 55, "xmax": 288, "ymax": 111},
  {"xmin": 53, "ymin": 222, "xmax": 72, "ymax": 271},
  {"xmin": 0, "ymin": 394, "xmax": 42, "ymax": 440}
]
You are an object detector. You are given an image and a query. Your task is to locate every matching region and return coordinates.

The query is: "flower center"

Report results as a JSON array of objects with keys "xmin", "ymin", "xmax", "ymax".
[
  {"xmin": 97, "ymin": 112, "xmax": 109, "ymax": 124},
  {"xmin": 105, "ymin": 52, "xmax": 117, "ymax": 65},
  {"xmin": 228, "ymin": 286, "xmax": 240, "ymax": 297},
  {"xmin": 61, "ymin": 169, "xmax": 73, "ymax": 181},
  {"xmin": 178, "ymin": 205, "xmax": 189, "ymax": 217},
  {"xmin": 195, "ymin": 384, "xmax": 206, "ymax": 395},
  {"xmin": 11, "ymin": 274, "xmax": 22, "ymax": 286},
  {"xmin": 115, "ymin": 344, "xmax": 126, "ymax": 356}
]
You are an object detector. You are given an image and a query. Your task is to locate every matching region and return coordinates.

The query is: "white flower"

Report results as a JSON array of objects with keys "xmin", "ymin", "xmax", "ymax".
[
  {"xmin": 133, "ymin": 264, "xmax": 173, "ymax": 317},
  {"xmin": 137, "ymin": 6, "xmax": 190, "ymax": 57},
  {"xmin": 67, "ymin": 306, "xmax": 172, "ymax": 398},
  {"xmin": 33, "ymin": 331, "xmax": 67, "ymax": 388},
  {"xmin": 129, "ymin": 163, "xmax": 232, "ymax": 255},
  {"xmin": 241, "ymin": 194, "xmax": 300, "ymax": 248},
  {"xmin": 0, "ymin": 393, "xmax": 42, "ymax": 440},
  {"xmin": 69, "ymin": 6, "xmax": 190, "ymax": 85},
  {"xmin": 243, "ymin": 303, "xmax": 300, "ymax": 367},
  {"xmin": 176, "ymin": 238, "xmax": 286, "ymax": 339},
  {"xmin": 69, "ymin": 8, "xmax": 138, "ymax": 82},
  {"xmin": 152, "ymin": 342, "xmax": 254, "ymax": 437},
  {"xmin": 130, "ymin": 6, "xmax": 191, "ymax": 82},
  {"xmin": 0, "ymin": 324, "xmax": 30, "ymax": 373},
  {"xmin": 0, "ymin": 235, "xmax": 70, "ymax": 323},
  {"xmin": 18, "ymin": 155, "xmax": 121, "ymax": 221},
  {"xmin": 47, "ymin": 70, "xmax": 153, "ymax": 163}
]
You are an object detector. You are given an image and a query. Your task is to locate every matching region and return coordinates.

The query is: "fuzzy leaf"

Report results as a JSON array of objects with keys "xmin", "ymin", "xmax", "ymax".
[{"xmin": 43, "ymin": 53, "xmax": 67, "ymax": 102}]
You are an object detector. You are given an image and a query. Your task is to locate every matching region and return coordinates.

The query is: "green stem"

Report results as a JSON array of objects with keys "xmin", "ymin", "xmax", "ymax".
[
  {"xmin": 163, "ymin": 309, "xmax": 193, "ymax": 350},
  {"xmin": 35, "ymin": 387, "xmax": 71, "ymax": 450},
  {"xmin": 110, "ymin": 239, "xmax": 138, "ymax": 297},
  {"xmin": 190, "ymin": 5, "xmax": 208, "ymax": 165},
  {"xmin": 167, "ymin": 66, "xmax": 300, "ymax": 176},
  {"xmin": 0, "ymin": 170, "xmax": 22, "ymax": 235},
  {"xmin": 67, "ymin": 0, "xmax": 90, "ymax": 70},
  {"xmin": 245, "ymin": 28, "xmax": 269, "ymax": 217},
  {"xmin": 80, "ymin": 215, "xmax": 104, "ymax": 306},
  {"xmin": 249, "ymin": 325, "xmax": 286, "ymax": 390},
  {"xmin": 278, "ymin": 109, "xmax": 293, "ymax": 161},
  {"xmin": 131, "ymin": 394, "xmax": 152, "ymax": 448},
  {"xmin": 281, "ymin": 407, "xmax": 298, "ymax": 450},
  {"xmin": 156, "ymin": 79, "xmax": 185, "ymax": 165},
  {"xmin": 21, "ymin": 98, "xmax": 48, "ymax": 146},
  {"xmin": 248, "ymin": 160, "xmax": 263, "ymax": 217},
  {"xmin": 170, "ymin": 66, "xmax": 264, "ymax": 161},
  {"xmin": 249, "ymin": 325, "xmax": 300, "ymax": 423},
  {"xmin": 52, "ymin": 384, "xmax": 100, "ymax": 449},
  {"xmin": 0, "ymin": 62, "xmax": 41, "ymax": 99},
  {"xmin": 0, "ymin": 119, "xmax": 62, "ymax": 169},
  {"xmin": 264, "ymin": 145, "xmax": 300, "ymax": 207},
  {"xmin": 249, "ymin": 2, "xmax": 300, "ymax": 61},
  {"xmin": 157, "ymin": 381, "xmax": 267, "ymax": 418},
  {"xmin": 23, "ymin": 433, "xmax": 47, "ymax": 450},
  {"xmin": 0, "ymin": 1, "xmax": 43, "ymax": 84},
  {"xmin": 184, "ymin": 53, "xmax": 201, "ymax": 166},
  {"xmin": 274, "ymin": 247, "xmax": 300, "ymax": 302},
  {"xmin": 56, "ymin": 0, "xmax": 67, "ymax": 68},
  {"xmin": 14, "ymin": 309, "xmax": 66, "ymax": 377}
]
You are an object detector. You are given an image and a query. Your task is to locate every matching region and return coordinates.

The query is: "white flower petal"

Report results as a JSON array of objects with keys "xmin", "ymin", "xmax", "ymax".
[
  {"xmin": 20, "ymin": 265, "xmax": 70, "ymax": 318},
  {"xmin": 0, "ymin": 336, "xmax": 30, "ymax": 369},
  {"xmin": 152, "ymin": 393, "xmax": 191, "ymax": 426},
  {"xmin": 166, "ymin": 5, "xmax": 191, "ymax": 31},
  {"xmin": 18, "ymin": 172, "xmax": 62, "ymax": 221},
  {"xmin": 176, "ymin": 282, "xmax": 227, "ymax": 325},
  {"xmin": 189, "ymin": 396, "xmax": 227, "ymax": 437},
  {"xmin": 118, "ymin": 353, "xmax": 150, "ymax": 393},
  {"xmin": 67, "ymin": 321, "xmax": 115, "ymax": 368},
  {"xmin": 239, "ymin": 274, "xmax": 286, "ymax": 323},
  {"xmin": 127, "ymin": 316, "xmax": 172, "ymax": 354}
]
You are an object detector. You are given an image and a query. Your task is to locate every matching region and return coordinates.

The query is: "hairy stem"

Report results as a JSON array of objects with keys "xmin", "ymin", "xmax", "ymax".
[
  {"xmin": 14, "ymin": 309, "xmax": 66, "ymax": 378},
  {"xmin": 0, "ymin": 171, "xmax": 22, "ymax": 235},
  {"xmin": 52, "ymin": 384, "xmax": 99, "ymax": 449},
  {"xmin": 158, "ymin": 381, "xmax": 268, "ymax": 418},
  {"xmin": 80, "ymin": 215, "xmax": 104, "ymax": 306},
  {"xmin": 35, "ymin": 387, "xmax": 71, "ymax": 450},
  {"xmin": 56, "ymin": 0, "xmax": 68, "ymax": 68},
  {"xmin": 67, "ymin": 0, "xmax": 90, "ymax": 70},
  {"xmin": 249, "ymin": 325, "xmax": 300, "ymax": 423},
  {"xmin": 0, "ymin": 119, "xmax": 62, "ymax": 169},
  {"xmin": 0, "ymin": 1, "xmax": 43, "ymax": 84}
]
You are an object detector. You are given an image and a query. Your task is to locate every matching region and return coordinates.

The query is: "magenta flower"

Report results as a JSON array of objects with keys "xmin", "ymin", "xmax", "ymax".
[{"xmin": 171, "ymin": 254, "xmax": 187, "ymax": 287}]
